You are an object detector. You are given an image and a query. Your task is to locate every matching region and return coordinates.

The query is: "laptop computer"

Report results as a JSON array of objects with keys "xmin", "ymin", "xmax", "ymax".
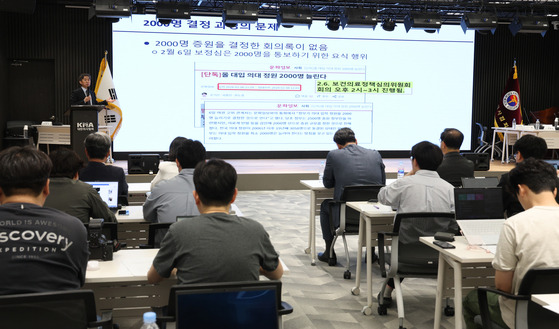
[
  {"xmin": 175, "ymin": 281, "xmax": 280, "ymax": 329},
  {"xmin": 454, "ymin": 187, "xmax": 505, "ymax": 252},
  {"xmin": 85, "ymin": 181, "xmax": 119, "ymax": 211},
  {"xmin": 461, "ymin": 177, "xmax": 499, "ymax": 188}
]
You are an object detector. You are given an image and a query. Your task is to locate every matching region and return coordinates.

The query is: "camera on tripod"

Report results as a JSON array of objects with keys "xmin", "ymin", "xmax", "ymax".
[{"xmin": 88, "ymin": 218, "xmax": 113, "ymax": 261}]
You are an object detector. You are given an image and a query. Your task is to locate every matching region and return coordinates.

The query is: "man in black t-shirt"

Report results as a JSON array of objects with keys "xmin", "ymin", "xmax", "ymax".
[{"xmin": 0, "ymin": 146, "xmax": 89, "ymax": 295}]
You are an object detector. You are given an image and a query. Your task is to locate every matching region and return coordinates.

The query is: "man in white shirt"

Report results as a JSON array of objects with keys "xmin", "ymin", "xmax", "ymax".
[
  {"xmin": 378, "ymin": 141, "xmax": 455, "ymax": 213},
  {"xmin": 377, "ymin": 141, "xmax": 456, "ymax": 306},
  {"xmin": 463, "ymin": 158, "xmax": 559, "ymax": 329}
]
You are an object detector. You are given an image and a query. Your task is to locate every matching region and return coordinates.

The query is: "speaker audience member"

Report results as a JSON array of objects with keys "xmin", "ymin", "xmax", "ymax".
[
  {"xmin": 377, "ymin": 141, "xmax": 456, "ymax": 306},
  {"xmin": 150, "ymin": 136, "xmax": 187, "ymax": 190},
  {"xmin": 147, "ymin": 159, "xmax": 283, "ymax": 284},
  {"xmin": 498, "ymin": 134, "xmax": 559, "ymax": 217},
  {"xmin": 79, "ymin": 132, "xmax": 128, "ymax": 205},
  {"xmin": 70, "ymin": 73, "xmax": 114, "ymax": 106},
  {"xmin": 0, "ymin": 146, "xmax": 88, "ymax": 295},
  {"xmin": 463, "ymin": 158, "xmax": 559, "ymax": 329},
  {"xmin": 437, "ymin": 128, "xmax": 474, "ymax": 187},
  {"xmin": 318, "ymin": 127, "xmax": 386, "ymax": 265},
  {"xmin": 44, "ymin": 148, "xmax": 116, "ymax": 224},
  {"xmin": 143, "ymin": 139, "xmax": 205, "ymax": 227}
]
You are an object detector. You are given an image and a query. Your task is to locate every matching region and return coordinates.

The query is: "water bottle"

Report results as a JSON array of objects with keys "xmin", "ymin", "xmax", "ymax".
[
  {"xmin": 140, "ymin": 312, "xmax": 159, "ymax": 329},
  {"xmin": 554, "ymin": 117, "xmax": 558, "ymax": 130},
  {"xmin": 318, "ymin": 160, "xmax": 325, "ymax": 180},
  {"xmin": 397, "ymin": 161, "xmax": 405, "ymax": 179},
  {"xmin": 23, "ymin": 125, "xmax": 28, "ymax": 138},
  {"xmin": 512, "ymin": 118, "xmax": 516, "ymax": 129},
  {"xmin": 535, "ymin": 119, "xmax": 541, "ymax": 130}
]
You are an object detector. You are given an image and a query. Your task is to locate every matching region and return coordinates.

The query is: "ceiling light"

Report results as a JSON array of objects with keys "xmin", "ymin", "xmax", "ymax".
[
  {"xmin": 509, "ymin": 16, "xmax": 549, "ymax": 36},
  {"xmin": 404, "ymin": 13, "xmax": 441, "ymax": 33},
  {"xmin": 223, "ymin": 3, "xmax": 259, "ymax": 25},
  {"xmin": 381, "ymin": 18, "xmax": 396, "ymax": 31},
  {"xmin": 461, "ymin": 13, "xmax": 498, "ymax": 34},
  {"xmin": 156, "ymin": 2, "xmax": 191, "ymax": 22},
  {"xmin": 326, "ymin": 17, "xmax": 341, "ymax": 31},
  {"xmin": 90, "ymin": 0, "xmax": 131, "ymax": 20},
  {"xmin": 277, "ymin": 7, "xmax": 312, "ymax": 28},
  {"xmin": 341, "ymin": 8, "xmax": 378, "ymax": 29}
]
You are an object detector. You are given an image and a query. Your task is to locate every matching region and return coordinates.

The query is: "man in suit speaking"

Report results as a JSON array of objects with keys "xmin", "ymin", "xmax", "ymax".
[
  {"xmin": 318, "ymin": 127, "xmax": 386, "ymax": 264},
  {"xmin": 70, "ymin": 73, "xmax": 114, "ymax": 106}
]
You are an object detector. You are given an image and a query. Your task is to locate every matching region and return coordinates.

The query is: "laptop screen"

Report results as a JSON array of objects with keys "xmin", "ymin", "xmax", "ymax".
[
  {"xmin": 85, "ymin": 181, "xmax": 119, "ymax": 209},
  {"xmin": 461, "ymin": 177, "xmax": 499, "ymax": 188},
  {"xmin": 454, "ymin": 187, "xmax": 504, "ymax": 219},
  {"xmin": 175, "ymin": 283, "xmax": 279, "ymax": 329}
]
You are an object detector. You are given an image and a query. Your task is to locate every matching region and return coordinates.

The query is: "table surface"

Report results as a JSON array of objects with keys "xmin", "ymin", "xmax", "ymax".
[
  {"xmin": 419, "ymin": 236, "xmax": 495, "ymax": 263},
  {"xmin": 346, "ymin": 201, "xmax": 395, "ymax": 217},
  {"xmin": 115, "ymin": 204, "xmax": 244, "ymax": 223},
  {"xmin": 85, "ymin": 248, "xmax": 288, "ymax": 284},
  {"xmin": 531, "ymin": 294, "xmax": 559, "ymax": 307},
  {"xmin": 300, "ymin": 179, "xmax": 396, "ymax": 191},
  {"xmin": 85, "ymin": 249, "xmax": 159, "ymax": 283}
]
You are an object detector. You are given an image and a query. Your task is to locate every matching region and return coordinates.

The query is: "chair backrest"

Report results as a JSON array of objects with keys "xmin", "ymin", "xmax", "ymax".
[
  {"xmin": 340, "ymin": 184, "xmax": 385, "ymax": 230},
  {"xmin": 0, "ymin": 289, "xmax": 104, "ymax": 329},
  {"xmin": 518, "ymin": 268, "xmax": 559, "ymax": 328},
  {"xmin": 148, "ymin": 222, "xmax": 173, "ymax": 248},
  {"xmin": 394, "ymin": 212, "xmax": 457, "ymax": 268},
  {"xmin": 168, "ymin": 280, "xmax": 284, "ymax": 329}
]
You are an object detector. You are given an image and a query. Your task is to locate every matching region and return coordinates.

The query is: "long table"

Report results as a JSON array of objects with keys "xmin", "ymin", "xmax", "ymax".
[
  {"xmin": 346, "ymin": 201, "xmax": 395, "ymax": 315},
  {"xmin": 84, "ymin": 248, "xmax": 289, "ymax": 325},
  {"xmin": 84, "ymin": 249, "xmax": 176, "ymax": 323},
  {"xmin": 491, "ymin": 126, "xmax": 559, "ymax": 163},
  {"xmin": 420, "ymin": 236, "xmax": 495, "ymax": 329}
]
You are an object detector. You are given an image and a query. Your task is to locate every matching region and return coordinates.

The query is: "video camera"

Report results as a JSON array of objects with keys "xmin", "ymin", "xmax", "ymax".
[{"xmin": 88, "ymin": 218, "xmax": 113, "ymax": 261}]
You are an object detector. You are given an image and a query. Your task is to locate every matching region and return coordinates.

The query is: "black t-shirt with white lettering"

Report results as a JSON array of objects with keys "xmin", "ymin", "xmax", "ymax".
[{"xmin": 0, "ymin": 203, "xmax": 89, "ymax": 295}]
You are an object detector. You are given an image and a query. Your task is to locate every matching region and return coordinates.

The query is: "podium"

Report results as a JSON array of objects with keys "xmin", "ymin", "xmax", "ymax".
[{"xmin": 69, "ymin": 105, "xmax": 105, "ymax": 162}]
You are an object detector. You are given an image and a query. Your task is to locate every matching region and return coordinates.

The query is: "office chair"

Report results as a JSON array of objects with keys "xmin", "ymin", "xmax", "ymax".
[
  {"xmin": 154, "ymin": 280, "xmax": 293, "ymax": 329},
  {"xmin": 377, "ymin": 212, "xmax": 458, "ymax": 329},
  {"xmin": 328, "ymin": 184, "xmax": 384, "ymax": 279},
  {"xmin": 0, "ymin": 289, "xmax": 113, "ymax": 329},
  {"xmin": 478, "ymin": 268, "xmax": 559, "ymax": 329},
  {"xmin": 139, "ymin": 222, "xmax": 172, "ymax": 249}
]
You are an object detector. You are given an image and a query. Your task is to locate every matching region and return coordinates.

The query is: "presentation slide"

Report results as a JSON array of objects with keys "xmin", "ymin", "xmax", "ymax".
[{"xmin": 112, "ymin": 15, "xmax": 475, "ymax": 153}]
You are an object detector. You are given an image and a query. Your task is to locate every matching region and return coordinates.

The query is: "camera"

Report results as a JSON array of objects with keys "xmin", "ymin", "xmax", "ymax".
[{"xmin": 88, "ymin": 218, "xmax": 113, "ymax": 261}]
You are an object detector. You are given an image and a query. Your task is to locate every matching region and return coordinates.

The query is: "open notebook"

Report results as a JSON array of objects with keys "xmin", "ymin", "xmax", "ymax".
[{"xmin": 454, "ymin": 187, "xmax": 505, "ymax": 253}]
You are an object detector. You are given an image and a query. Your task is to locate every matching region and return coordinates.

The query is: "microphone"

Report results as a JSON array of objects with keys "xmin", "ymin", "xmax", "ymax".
[{"xmin": 86, "ymin": 89, "xmax": 90, "ymax": 97}]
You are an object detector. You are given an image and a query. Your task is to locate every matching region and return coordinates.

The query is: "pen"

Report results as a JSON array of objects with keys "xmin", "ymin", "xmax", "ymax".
[{"xmin": 374, "ymin": 205, "xmax": 379, "ymax": 209}]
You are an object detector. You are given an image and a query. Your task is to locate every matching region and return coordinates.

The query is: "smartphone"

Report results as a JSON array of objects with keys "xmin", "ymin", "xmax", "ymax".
[
  {"xmin": 118, "ymin": 209, "xmax": 129, "ymax": 215},
  {"xmin": 433, "ymin": 240, "xmax": 455, "ymax": 249}
]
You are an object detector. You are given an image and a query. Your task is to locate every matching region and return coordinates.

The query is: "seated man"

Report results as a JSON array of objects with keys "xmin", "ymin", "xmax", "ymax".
[
  {"xmin": 150, "ymin": 136, "xmax": 187, "ymax": 190},
  {"xmin": 147, "ymin": 159, "xmax": 283, "ymax": 284},
  {"xmin": 463, "ymin": 158, "xmax": 559, "ymax": 329},
  {"xmin": 498, "ymin": 134, "xmax": 559, "ymax": 217},
  {"xmin": 319, "ymin": 127, "xmax": 386, "ymax": 264},
  {"xmin": 0, "ymin": 146, "xmax": 88, "ymax": 295},
  {"xmin": 378, "ymin": 141, "xmax": 455, "ymax": 213},
  {"xmin": 437, "ymin": 128, "xmax": 474, "ymax": 187},
  {"xmin": 377, "ymin": 141, "xmax": 456, "ymax": 305},
  {"xmin": 143, "ymin": 139, "xmax": 206, "ymax": 224},
  {"xmin": 79, "ymin": 132, "xmax": 128, "ymax": 205},
  {"xmin": 44, "ymin": 148, "xmax": 116, "ymax": 224}
]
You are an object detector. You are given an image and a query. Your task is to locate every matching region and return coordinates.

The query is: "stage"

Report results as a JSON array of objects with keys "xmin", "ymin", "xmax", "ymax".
[{"xmin": 120, "ymin": 158, "xmax": 514, "ymax": 191}]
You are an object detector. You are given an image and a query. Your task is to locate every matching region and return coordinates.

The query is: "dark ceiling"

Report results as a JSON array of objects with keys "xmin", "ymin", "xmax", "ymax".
[{"xmin": 37, "ymin": 0, "xmax": 559, "ymax": 24}]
